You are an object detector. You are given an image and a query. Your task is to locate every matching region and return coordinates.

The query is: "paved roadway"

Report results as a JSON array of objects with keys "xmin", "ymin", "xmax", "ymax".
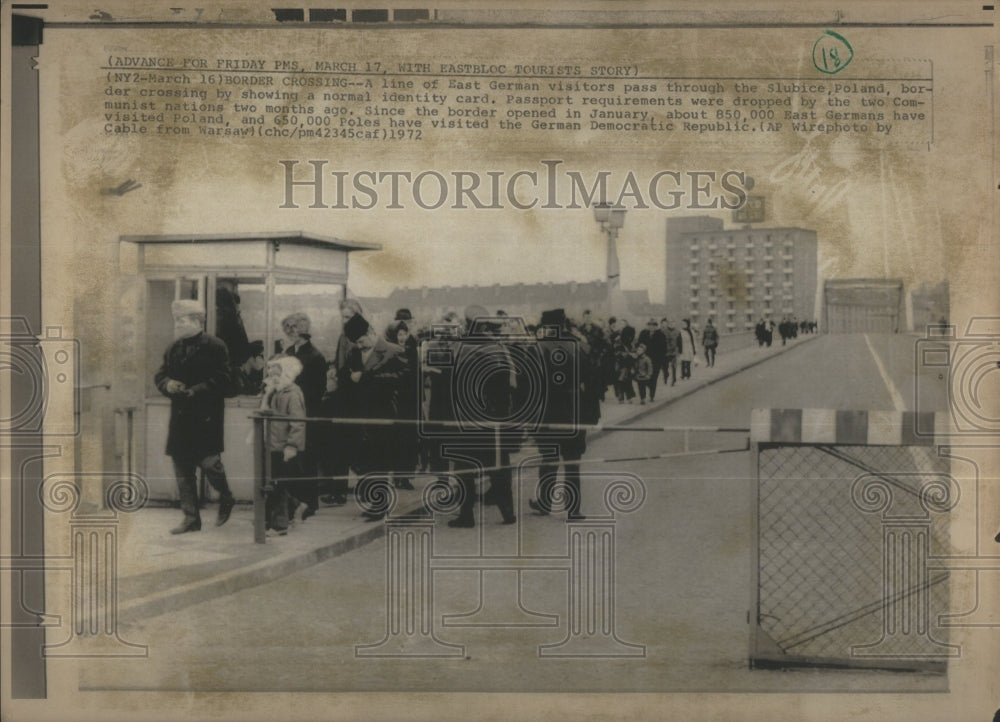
[{"xmin": 83, "ymin": 334, "xmax": 952, "ymax": 694}]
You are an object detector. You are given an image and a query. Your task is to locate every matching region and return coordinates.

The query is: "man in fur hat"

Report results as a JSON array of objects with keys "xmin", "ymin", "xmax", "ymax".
[
  {"xmin": 528, "ymin": 308, "xmax": 601, "ymax": 521},
  {"xmin": 154, "ymin": 299, "xmax": 236, "ymax": 534},
  {"xmin": 447, "ymin": 305, "xmax": 517, "ymax": 528}
]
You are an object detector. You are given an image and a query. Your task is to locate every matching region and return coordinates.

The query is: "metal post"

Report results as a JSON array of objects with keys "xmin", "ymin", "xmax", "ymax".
[
  {"xmin": 123, "ymin": 408, "xmax": 134, "ymax": 475},
  {"xmin": 252, "ymin": 415, "xmax": 266, "ymax": 544},
  {"xmin": 748, "ymin": 441, "xmax": 763, "ymax": 667}
]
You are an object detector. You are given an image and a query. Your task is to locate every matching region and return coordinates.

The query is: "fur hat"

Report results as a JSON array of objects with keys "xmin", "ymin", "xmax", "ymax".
[
  {"xmin": 281, "ymin": 312, "xmax": 311, "ymax": 335},
  {"xmin": 344, "ymin": 314, "xmax": 371, "ymax": 343},
  {"xmin": 539, "ymin": 308, "xmax": 567, "ymax": 327}
]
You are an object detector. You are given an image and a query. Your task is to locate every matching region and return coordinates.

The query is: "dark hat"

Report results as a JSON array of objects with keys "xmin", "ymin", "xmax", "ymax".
[
  {"xmin": 539, "ymin": 308, "xmax": 566, "ymax": 327},
  {"xmin": 248, "ymin": 340, "xmax": 265, "ymax": 357},
  {"xmin": 344, "ymin": 314, "xmax": 371, "ymax": 343},
  {"xmin": 394, "ymin": 308, "xmax": 413, "ymax": 321}
]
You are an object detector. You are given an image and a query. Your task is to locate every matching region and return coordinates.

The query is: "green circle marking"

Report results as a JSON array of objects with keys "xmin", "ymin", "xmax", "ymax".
[{"xmin": 812, "ymin": 30, "xmax": 854, "ymax": 75}]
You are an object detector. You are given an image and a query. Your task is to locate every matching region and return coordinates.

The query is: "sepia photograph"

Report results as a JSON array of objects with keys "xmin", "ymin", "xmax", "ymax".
[{"xmin": 2, "ymin": 1, "xmax": 998, "ymax": 720}]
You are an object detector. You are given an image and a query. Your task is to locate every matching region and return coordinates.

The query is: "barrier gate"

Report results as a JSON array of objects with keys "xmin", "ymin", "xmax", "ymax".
[{"xmin": 749, "ymin": 408, "xmax": 957, "ymax": 672}]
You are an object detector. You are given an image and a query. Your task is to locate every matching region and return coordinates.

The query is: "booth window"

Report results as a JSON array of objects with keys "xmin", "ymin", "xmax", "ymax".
[{"xmin": 272, "ymin": 278, "xmax": 345, "ymax": 360}]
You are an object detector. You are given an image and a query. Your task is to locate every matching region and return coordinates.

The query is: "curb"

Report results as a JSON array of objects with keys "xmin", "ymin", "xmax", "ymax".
[
  {"xmin": 119, "ymin": 503, "xmax": 427, "ymax": 622},
  {"xmin": 121, "ymin": 335, "xmax": 819, "ymax": 622}
]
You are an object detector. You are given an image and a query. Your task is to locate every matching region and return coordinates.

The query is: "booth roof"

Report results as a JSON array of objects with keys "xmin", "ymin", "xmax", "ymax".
[{"xmin": 119, "ymin": 232, "xmax": 381, "ymax": 253}]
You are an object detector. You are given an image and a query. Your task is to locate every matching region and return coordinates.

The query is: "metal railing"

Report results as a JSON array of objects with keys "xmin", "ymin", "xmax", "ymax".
[{"xmin": 248, "ymin": 412, "xmax": 749, "ymax": 544}]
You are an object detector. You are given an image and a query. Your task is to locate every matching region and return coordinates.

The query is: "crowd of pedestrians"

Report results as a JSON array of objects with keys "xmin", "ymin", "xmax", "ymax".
[
  {"xmin": 157, "ymin": 296, "xmax": 813, "ymax": 535},
  {"xmin": 755, "ymin": 316, "xmax": 818, "ymax": 348},
  {"xmin": 600, "ymin": 315, "xmax": 719, "ymax": 404}
]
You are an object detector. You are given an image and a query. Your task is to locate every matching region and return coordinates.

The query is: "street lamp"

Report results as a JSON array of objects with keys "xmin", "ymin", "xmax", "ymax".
[{"xmin": 593, "ymin": 202, "xmax": 627, "ymax": 317}]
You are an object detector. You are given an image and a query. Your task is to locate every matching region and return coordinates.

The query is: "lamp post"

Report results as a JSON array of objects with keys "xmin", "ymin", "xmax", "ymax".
[{"xmin": 593, "ymin": 202, "xmax": 627, "ymax": 317}]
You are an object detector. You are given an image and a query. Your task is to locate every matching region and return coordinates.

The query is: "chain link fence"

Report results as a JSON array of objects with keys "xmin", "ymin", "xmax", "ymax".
[{"xmin": 751, "ymin": 413, "xmax": 956, "ymax": 672}]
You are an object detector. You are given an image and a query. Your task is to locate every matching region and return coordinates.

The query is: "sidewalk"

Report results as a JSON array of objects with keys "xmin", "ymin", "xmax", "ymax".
[{"xmin": 115, "ymin": 333, "xmax": 818, "ymax": 623}]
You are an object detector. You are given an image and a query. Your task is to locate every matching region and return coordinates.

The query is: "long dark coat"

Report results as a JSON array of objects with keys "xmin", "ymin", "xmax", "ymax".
[
  {"xmin": 287, "ymin": 337, "xmax": 327, "ymax": 417},
  {"xmin": 154, "ymin": 332, "xmax": 230, "ymax": 460}
]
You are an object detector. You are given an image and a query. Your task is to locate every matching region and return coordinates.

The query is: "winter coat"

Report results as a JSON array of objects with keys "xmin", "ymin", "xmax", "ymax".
[
  {"xmin": 154, "ymin": 332, "xmax": 230, "ymax": 460},
  {"xmin": 634, "ymin": 354, "xmax": 653, "ymax": 381},
  {"xmin": 264, "ymin": 383, "xmax": 307, "ymax": 453}
]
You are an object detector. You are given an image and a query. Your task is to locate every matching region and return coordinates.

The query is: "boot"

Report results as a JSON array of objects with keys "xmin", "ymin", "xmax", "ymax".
[
  {"xmin": 216, "ymin": 493, "xmax": 235, "ymax": 527},
  {"xmin": 173, "ymin": 473, "xmax": 202, "ymax": 534},
  {"xmin": 171, "ymin": 518, "xmax": 201, "ymax": 534}
]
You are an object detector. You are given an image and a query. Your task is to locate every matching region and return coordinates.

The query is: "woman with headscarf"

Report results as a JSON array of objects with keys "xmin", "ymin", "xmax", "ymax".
[
  {"xmin": 386, "ymin": 320, "xmax": 419, "ymax": 490},
  {"xmin": 280, "ymin": 312, "xmax": 326, "ymax": 520},
  {"xmin": 317, "ymin": 298, "xmax": 365, "ymax": 507}
]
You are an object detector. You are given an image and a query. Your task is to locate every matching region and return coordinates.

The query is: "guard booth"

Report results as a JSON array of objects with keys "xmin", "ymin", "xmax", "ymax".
[{"xmin": 115, "ymin": 232, "xmax": 380, "ymax": 502}]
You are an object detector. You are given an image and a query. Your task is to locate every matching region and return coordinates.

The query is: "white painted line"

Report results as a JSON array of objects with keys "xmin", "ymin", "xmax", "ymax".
[{"xmin": 864, "ymin": 334, "xmax": 907, "ymax": 411}]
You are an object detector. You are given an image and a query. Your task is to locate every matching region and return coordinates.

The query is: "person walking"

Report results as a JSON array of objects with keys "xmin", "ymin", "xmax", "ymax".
[
  {"xmin": 702, "ymin": 318, "xmax": 719, "ymax": 368},
  {"xmin": 634, "ymin": 343, "xmax": 653, "ymax": 404},
  {"xmin": 318, "ymin": 298, "xmax": 365, "ymax": 507},
  {"xmin": 448, "ymin": 305, "xmax": 517, "ymax": 528},
  {"xmin": 637, "ymin": 318, "xmax": 666, "ymax": 401},
  {"xmin": 387, "ymin": 320, "xmax": 419, "ymax": 490},
  {"xmin": 154, "ymin": 299, "xmax": 236, "ymax": 535},
  {"xmin": 529, "ymin": 309, "xmax": 601, "ymax": 522},
  {"xmin": 661, "ymin": 318, "xmax": 681, "ymax": 387},
  {"xmin": 260, "ymin": 356, "xmax": 307, "ymax": 535},
  {"xmin": 280, "ymin": 312, "xmax": 327, "ymax": 521},
  {"xmin": 680, "ymin": 318, "xmax": 697, "ymax": 380},
  {"xmin": 343, "ymin": 315, "xmax": 408, "ymax": 521},
  {"xmin": 613, "ymin": 338, "xmax": 636, "ymax": 403}
]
